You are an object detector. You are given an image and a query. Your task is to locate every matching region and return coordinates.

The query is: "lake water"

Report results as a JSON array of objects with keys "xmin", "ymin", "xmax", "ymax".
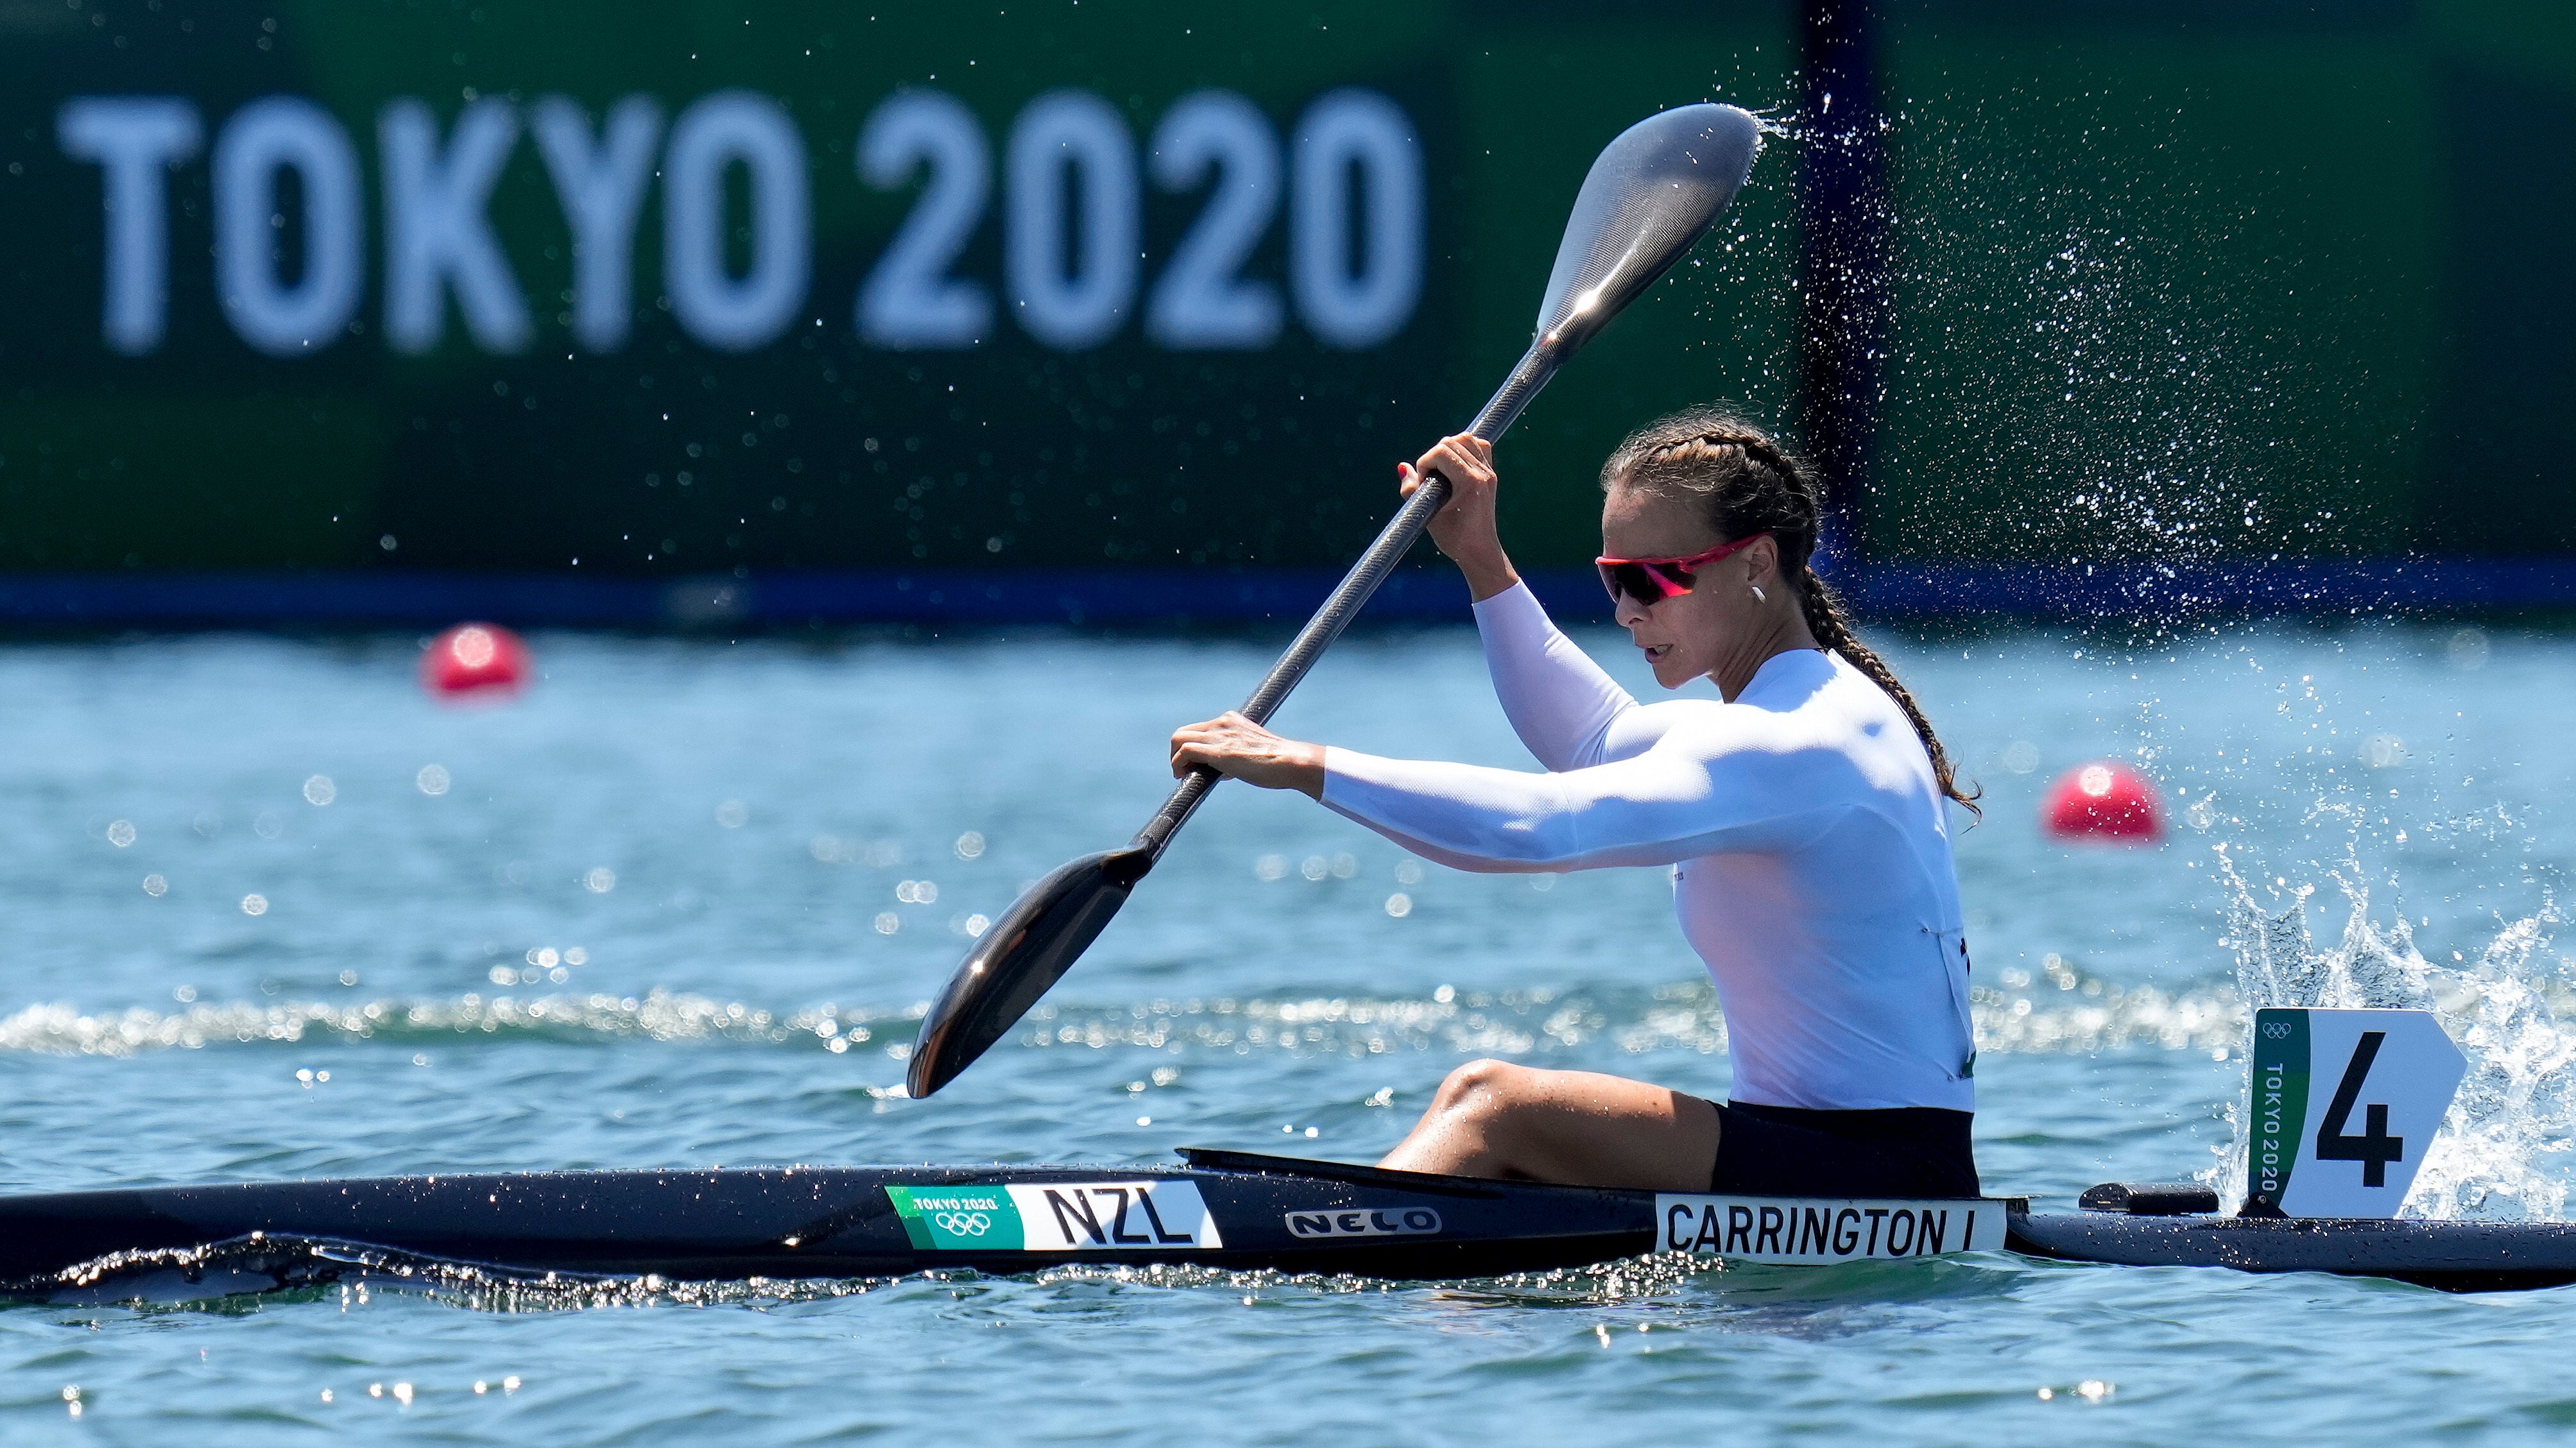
[{"xmin": 3, "ymin": 615, "xmax": 2573, "ymax": 1444}]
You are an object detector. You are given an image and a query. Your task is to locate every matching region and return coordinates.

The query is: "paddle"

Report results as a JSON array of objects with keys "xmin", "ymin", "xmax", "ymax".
[{"xmin": 907, "ymin": 102, "xmax": 1765, "ymax": 1098}]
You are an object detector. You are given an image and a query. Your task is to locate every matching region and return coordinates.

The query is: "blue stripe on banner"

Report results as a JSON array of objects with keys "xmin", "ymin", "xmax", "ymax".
[{"xmin": 0, "ymin": 559, "xmax": 2570, "ymax": 628}]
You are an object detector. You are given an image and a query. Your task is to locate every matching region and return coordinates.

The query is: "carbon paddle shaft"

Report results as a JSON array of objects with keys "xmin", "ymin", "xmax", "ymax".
[{"xmin": 1125, "ymin": 342, "xmax": 1561, "ymax": 867}]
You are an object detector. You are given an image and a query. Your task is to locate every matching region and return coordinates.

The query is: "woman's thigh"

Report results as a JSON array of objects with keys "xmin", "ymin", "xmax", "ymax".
[{"xmin": 1378, "ymin": 1060, "xmax": 1720, "ymax": 1191}]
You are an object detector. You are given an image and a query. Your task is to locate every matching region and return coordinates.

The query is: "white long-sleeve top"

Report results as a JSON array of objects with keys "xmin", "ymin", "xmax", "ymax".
[{"xmin": 1320, "ymin": 582, "xmax": 1975, "ymax": 1112}]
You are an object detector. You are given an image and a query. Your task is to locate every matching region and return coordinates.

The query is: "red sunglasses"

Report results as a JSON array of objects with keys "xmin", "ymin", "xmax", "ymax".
[{"xmin": 1595, "ymin": 532, "xmax": 1771, "ymax": 607}]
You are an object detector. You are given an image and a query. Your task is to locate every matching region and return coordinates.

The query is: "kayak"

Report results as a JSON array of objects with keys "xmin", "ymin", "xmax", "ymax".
[
  {"xmin": 2011, "ymin": 1180, "xmax": 2576, "ymax": 1293},
  {"xmin": 0, "ymin": 1148, "xmax": 2008, "ymax": 1295},
  {"xmin": 1998, "ymin": 1009, "xmax": 2576, "ymax": 1291},
  {"xmin": 5, "ymin": 1152, "xmax": 2566, "ymax": 1297}
]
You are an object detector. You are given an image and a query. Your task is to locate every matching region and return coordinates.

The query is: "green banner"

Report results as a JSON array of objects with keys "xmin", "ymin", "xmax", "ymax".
[
  {"xmin": 885, "ymin": 1184, "xmax": 1024, "ymax": 1251},
  {"xmin": 3, "ymin": 2, "xmax": 2572, "ymax": 577},
  {"xmin": 0, "ymin": 0, "xmax": 1796, "ymax": 575},
  {"xmin": 2247, "ymin": 1008, "xmax": 2312, "ymax": 1216}
]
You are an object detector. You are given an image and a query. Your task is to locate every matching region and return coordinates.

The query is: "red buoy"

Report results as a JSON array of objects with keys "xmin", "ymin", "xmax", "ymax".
[
  {"xmin": 422, "ymin": 623, "xmax": 531, "ymax": 699},
  {"xmin": 2042, "ymin": 761, "xmax": 2162, "ymax": 842}
]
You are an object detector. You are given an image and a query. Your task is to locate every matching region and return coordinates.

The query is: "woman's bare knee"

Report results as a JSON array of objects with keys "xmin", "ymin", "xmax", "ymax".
[
  {"xmin": 1382, "ymin": 1064, "xmax": 1704, "ymax": 1186},
  {"xmin": 1375, "ymin": 1060, "xmax": 1546, "ymax": 1178},
  {"xmin": 1430, "ymin": 1059, "xmax": 1529, "ymax": 1120}
]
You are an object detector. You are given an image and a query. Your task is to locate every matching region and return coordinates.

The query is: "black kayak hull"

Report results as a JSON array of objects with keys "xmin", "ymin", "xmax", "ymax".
[
  {"xmin": 0, "ymin": 1150, "xmax": 1677, "ymax": 1290},
  {"xmin": 0, "ymin": 1148, "xmax": 2010, "ymax": 1293},
  {"xmin": 13, "ymin": 1150, "xmax": 2566, "ymax": 1295},
  {"xmin": 2006, "ymin": 1205, "xmax": 2576, "ymax": 1292}
]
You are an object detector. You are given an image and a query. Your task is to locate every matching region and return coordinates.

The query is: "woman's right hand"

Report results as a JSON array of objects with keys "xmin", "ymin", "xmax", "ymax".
[{"xmin": 1401, "ymin": 434, "xmax": 1520, "ymax": 601}]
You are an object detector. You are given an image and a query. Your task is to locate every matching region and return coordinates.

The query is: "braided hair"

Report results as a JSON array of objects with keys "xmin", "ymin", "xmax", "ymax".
[{"xmin": 1601, "ymin": 405, "xmax": 1980, "ymax": 818}]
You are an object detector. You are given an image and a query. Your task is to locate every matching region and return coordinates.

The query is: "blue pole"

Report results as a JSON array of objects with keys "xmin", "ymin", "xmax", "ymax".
[{"xmin": 1796, "ymin": 0, "xmax": 1889, "ymax": 575}]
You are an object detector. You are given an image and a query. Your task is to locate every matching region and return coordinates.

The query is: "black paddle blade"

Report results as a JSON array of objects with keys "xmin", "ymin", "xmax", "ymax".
[
  {"xmin": 1533, "ymin": 103, "xmax": 1762, "ymax": 359},
  {"xmin": 907, "ymin": 847, "xmax": 1149, "ymax": 1098}
]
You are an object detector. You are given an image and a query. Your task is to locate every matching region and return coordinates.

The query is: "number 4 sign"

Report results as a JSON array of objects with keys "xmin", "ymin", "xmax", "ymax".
[{"xmin": 2245, "ymin": 1008, "xmax": 2468, "ymax": 1218}]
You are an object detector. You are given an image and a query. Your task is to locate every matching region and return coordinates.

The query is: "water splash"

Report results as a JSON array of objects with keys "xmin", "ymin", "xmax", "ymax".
[
  {"xmin": 18, "ymin": 1229, "xmax": 1724, "ymax": 1315},
  {"xmin": 1874, "ymin": 90, "xmax": 2417, "ymax": 581},
  {"xmin": 16, "ymin": 1232, "xmax": 898, "ymax": 1313},
  {"xmin": 2212, "ymin": 851, "xmax": 2576, "ymax": 1220}
]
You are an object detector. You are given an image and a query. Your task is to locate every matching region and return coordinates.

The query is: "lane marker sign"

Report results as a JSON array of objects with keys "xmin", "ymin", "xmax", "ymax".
[{"xmin": 2245, "ymin": 1007, "xmax": 2466, "ymax": 1218}]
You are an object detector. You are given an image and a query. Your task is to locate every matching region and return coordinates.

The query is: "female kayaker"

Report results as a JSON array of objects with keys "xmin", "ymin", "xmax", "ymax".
[{"xmin": 1167, "ymin": 407, "xmax": 1981, "ymax": 1196}]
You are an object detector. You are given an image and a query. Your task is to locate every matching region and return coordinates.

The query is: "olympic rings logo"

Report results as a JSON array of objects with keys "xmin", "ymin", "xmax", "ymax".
[
  {"xmin": 2262, "ymin": 1022, "xmax": 2292, "ymax": 1039},
  {"xmin": 934, "ymin": 1211, "xmax": 993, "ymax": 1236}
]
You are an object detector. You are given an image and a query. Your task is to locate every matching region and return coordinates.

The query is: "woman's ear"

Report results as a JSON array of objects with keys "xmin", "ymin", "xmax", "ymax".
[{"xmin": 1742, "ymin": 535, "xmax": 1781, "ymax": 588}]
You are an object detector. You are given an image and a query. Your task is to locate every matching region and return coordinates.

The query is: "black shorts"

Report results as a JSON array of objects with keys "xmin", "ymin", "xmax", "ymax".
[{"xmin": 1697, "ymin": 1100, "xmax": 1979, "ymax": 1198}]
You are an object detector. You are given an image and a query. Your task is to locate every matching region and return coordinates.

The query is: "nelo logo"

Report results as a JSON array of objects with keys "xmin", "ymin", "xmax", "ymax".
[{"xmin": 1284, "ymin": 1206, "xmax": 1441, "ymax": 1239}]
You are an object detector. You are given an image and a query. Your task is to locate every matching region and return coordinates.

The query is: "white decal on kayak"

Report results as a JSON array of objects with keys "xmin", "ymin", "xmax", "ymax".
[
  {"xmin": 1283, "ymin": 1205, "xmax": 1443, "ymax": 1239},
  {"xmin": 1653, "ymin": 1195, "xmax": 2009, "ymax": 1264},
  {"xmin": 1004, "ymin": 1181, "xmax": 1224, "ymax": 1250}
]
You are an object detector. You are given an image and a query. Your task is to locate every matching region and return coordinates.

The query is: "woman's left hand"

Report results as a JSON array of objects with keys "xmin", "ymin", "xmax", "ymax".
[{"xmin": 1170, "ymin": 711, "xmax": 1327, "ymax": 799}]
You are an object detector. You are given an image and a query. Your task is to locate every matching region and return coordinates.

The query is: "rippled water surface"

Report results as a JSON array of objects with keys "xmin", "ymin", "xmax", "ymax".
[{"xmin": 5, "ymin": 617, "xmax": 2576, "ymax": 1444}]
